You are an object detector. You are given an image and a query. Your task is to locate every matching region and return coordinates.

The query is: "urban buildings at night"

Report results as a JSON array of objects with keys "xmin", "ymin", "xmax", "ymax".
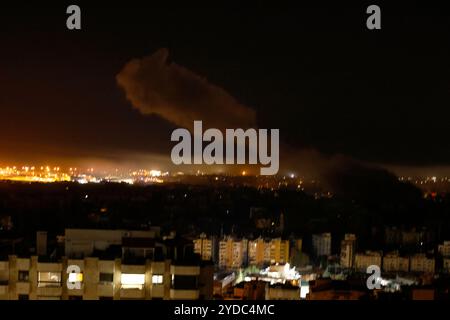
[
  {"xmin": 1, "ymin": 228, "xmax": 213, "ymax": 300},
  {"xmin": 2, "ymin": 2, "xmax": 450, "ymax": 311},
  {"xmin": 1, "ymin": 178, "xmax": 450, "ymax": 300}
]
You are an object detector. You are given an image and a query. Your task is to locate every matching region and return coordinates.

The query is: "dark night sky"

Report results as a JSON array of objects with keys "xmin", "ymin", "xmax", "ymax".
[{"xmin": 1, "ymin": 2, "xmax": 450, "ymax": 175}]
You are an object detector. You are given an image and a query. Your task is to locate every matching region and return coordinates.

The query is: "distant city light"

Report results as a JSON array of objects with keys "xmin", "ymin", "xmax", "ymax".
[{"xmin": 149, "ymin": 170, "xmax": 162, "ymax": 177}]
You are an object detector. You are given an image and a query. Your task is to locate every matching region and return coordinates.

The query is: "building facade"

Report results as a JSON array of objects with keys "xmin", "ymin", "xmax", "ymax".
[
  {"xmin": 0, "ymin": 255, "xmax": 212, "ymax": 300},
  {"xmin": 193, "ymin": 233, "xmax": 216, "ymax": 262},
  {"xmin": 340, "ymin": 234, "xmax": 356, "ymax": 269},
  {"xmin": 248, "ymin": 237, "xmax": 289, "ymax": 266},
  {"xmin": 383, "ymin": 252, "xmax": 409, "ymax": 273},
  {"xmin": 312, "ymin": 233, "xmax": 332, "ymax": 257},
  {"xmin": 354, "ymin": 251, "xmax": 382, "ymax": 272},
  {"xmin": 409, "ymin": 254, "xmax": 435, "ymax": 274},
  {"xmin": 218, "ymin": 237, "xmax": 248, "ymax": 269},
  {"xmin": 438, "ymin": 241, "xmax": 450, "ymax": 257}
]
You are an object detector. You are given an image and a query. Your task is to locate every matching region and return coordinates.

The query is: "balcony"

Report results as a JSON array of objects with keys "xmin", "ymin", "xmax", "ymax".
[
  {"xmin": 151, "ymin": 284, "xmax": 164, "ymax": 298},
  {"xmin": 16, "ymin": 282, "xmax": 30, "ymax": 295},
  {"xmin": 170, "ymin": 265, "xmax": 200, "ymax": 276},
  {"xmin": 97, "ymin": 283, "xmax": 114, "ymax": 297},
  {"xmin": 0, "ymin": 261, "xmax": 8, "ymax": 271},
  {"xmin": 36, "ymin": 286, "xmax": 63, "ymax": 297},
  {"xmin": 0, "ymin": 281, "xmax": 8, "ymax": 295},
  {"xmin": 169, "ymin": 289, "xmax": 199, "ymax": 300},
  {"xmin": 119, "ymin": 288, "xmax": 145, "ymax": 299},
  {"xmin": 67, "ymin": 285, "xmax": 84, "ymax": 296}
]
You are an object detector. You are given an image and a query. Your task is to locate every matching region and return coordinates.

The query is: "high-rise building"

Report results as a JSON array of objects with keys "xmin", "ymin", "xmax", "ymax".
[
  {"xmin": 312, "ymin": 233, "xmax": 331, "ymax": 257},
  {"xmin": 0, "ymin": 255, "xmax": 212, "ymax": 300},
  {"xmin": 193, "ymin": 233, "xmax": 217, "ymax": 262},
  {"xmin": 340, "ymin": 234, "xmax": 356, "ymax": 269},
  {"xmin": 438, "ymin": 241, "xmax": 450, "ymax": 257},
  {"xmin": 443, "ymin": 258, "xmax": 450, "ymax": 273},
  {"xmin": 269, "ymin": 238, "xmax": 289, "ymax": 264},
  {"xmin": 218, "ymin": 237, "xmax": 247, "ymax": 269},
  {"xmin": 292, "ymin": 238, "xmax": 302, "ymax": 252},
  {"xmin": 248, "ymin": 237, "xmax": 289, "ymax": 266},
  {"xmin": 383, "ymin": 251, "xmax": 409, "ymax": 272},
  {"xmin": 65, "ymin": 229, "xmax": 158, "ymax": 258},
  {"xmin": 248, "ymin": 237, "xmax": 266, "ymax": 266},
  {"xmin": 0, "ymin": 228, "xmax": 213, "ymax": 300},
  {"xmin": 409, "ymin": 254, "xmax": 435, "ymax": 274},
  {"xmin": 354, "ymin": 251, "xmax": 382, "ymax": 272}
]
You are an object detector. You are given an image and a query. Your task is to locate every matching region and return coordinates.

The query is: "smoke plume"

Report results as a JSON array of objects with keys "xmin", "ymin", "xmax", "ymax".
[{"xmin": 117, "ymin": 48, "xmax": 256, "ymax": 130}]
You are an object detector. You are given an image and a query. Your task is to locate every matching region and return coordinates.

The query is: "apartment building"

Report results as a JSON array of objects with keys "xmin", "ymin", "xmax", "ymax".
[
  {"xmin": 354, "ymin": 251, "xmax": 382, "ymax": 272},
  {"xmin": 438, "ymin": 241, "xmax": 450, "ymax": 257},
  {"xmin": 65, "ymin": 228, "xmax": 158, "ymax": 258},
  {"xmin": 312, "ymin": 233, "xmax": 331, "ymax": 257},
  {"xmin": 248, "ymin": 237, "xmax": 289, "ymax": 266},
  {"xmin": 193, "ymin": 233, "xmax": 216, "ymax": 262},
  {"xmin": 248, "ymin": 237, "xmax": 267, "ymax": 266},
  {"xmin": 0, "ymin": 255, "xmax": 210, "ymax": 300},
  {"xmin": 382, "ymin": 251, "xmax": 409, "ymax": 273},
  {"xmin": 443, "ymin": 258, "xmax": 450, "ymax": 273},
  {"xmin": 340, "ymin": 234, "xmax": 356, "ymax": 269},
  {"xmin": 218, "ymin": 236, "xmax": 248, "ymax": 269},
  {"xmin": 409, "ymin": 254, "xmax": 435, "ymax": 274},
  {"xmin": 269, "ymin": 238, "xmax": 289, "ymax": 265},
  {"xmin": 0, "ymin": 228, "xmax": 213, "ymax": 300}
]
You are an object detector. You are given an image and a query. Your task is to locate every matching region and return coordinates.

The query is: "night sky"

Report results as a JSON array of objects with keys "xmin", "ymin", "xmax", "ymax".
[{"xmin": 1, "ymin": 2, "xmax": 450, "ymax": 176}]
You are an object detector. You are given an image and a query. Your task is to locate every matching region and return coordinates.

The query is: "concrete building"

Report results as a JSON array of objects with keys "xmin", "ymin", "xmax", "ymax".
[
  {"xmin": 292, "ymin": 238, "xmax": 302, "ymax": 252},
  {"xmin": 383, "ymin": 251, "xmax": 409, "ymax": 273},
  {"xmin": 409, "ymin": 254, "xmax": 435, "ymax": 274},
  {"xmin": 248, "ymin": 237, "xmax": 267, "ymax": 266},
  {"xmin": 269, "ymin": 238, "xmax": 289, "ymax": 265},
  {"xmin": 0, "ymin": 255, "xmax": 210, "ymax": 300},
  {"xmin": 443, "ymin": 258, "xmax": 450, "ymax": 273},
  {"xmin": 218, "ymin": 237, "xmax": 247, "ymax": 269},
  {"xmin": 0, "ymin": 228, "xmax": 212, "ymax": 300},
  {"xmin": 401, "ymin": 229, "xmax": 422, "ymax": 246},
  {"xmin": 248, "ymin": 237, "xmax": 289, "ymax": 266},
  {"xmin": 65, "ymin": 229, "xmax": 158, "ymax": 258},
  {"xmin": 193, "ymin": 233, "xmax": 216, "ymax": 262},
  {"xmin": 438, "ymin": 241, "xmax": 450, "ymax": 257},
  {"xmin": 312, "ymin": 233, "xmax": 331, "ymax": 257},
  {"xmin": 340, "ymin": 234, "xmax": 356, "ymax": 269},
  {"xmin": 354, "ymin": 251, "xmax": 382, "ymax": 272}
]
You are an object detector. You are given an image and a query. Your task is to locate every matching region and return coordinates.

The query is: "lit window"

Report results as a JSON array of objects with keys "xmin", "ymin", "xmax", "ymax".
[
  {"xmin": 38, "ymin": 272, "xmax": 61, "ymax": 288},
  {"xmin": 152, "ymin": 275, "xmax": 163, "ymax": 284},
  {"xmin": 121, "ymin": 273, "xmax": 145, "ymax": 289}
]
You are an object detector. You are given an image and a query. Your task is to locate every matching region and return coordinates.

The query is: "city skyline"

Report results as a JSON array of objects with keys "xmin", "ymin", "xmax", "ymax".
[
  {"xmin": 2, "ymin": 4, "xmax": 450, "ymax": 178},
  {"xmin": 2, "ymin": 2, "xmax": 450, "ymax": 304}
]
